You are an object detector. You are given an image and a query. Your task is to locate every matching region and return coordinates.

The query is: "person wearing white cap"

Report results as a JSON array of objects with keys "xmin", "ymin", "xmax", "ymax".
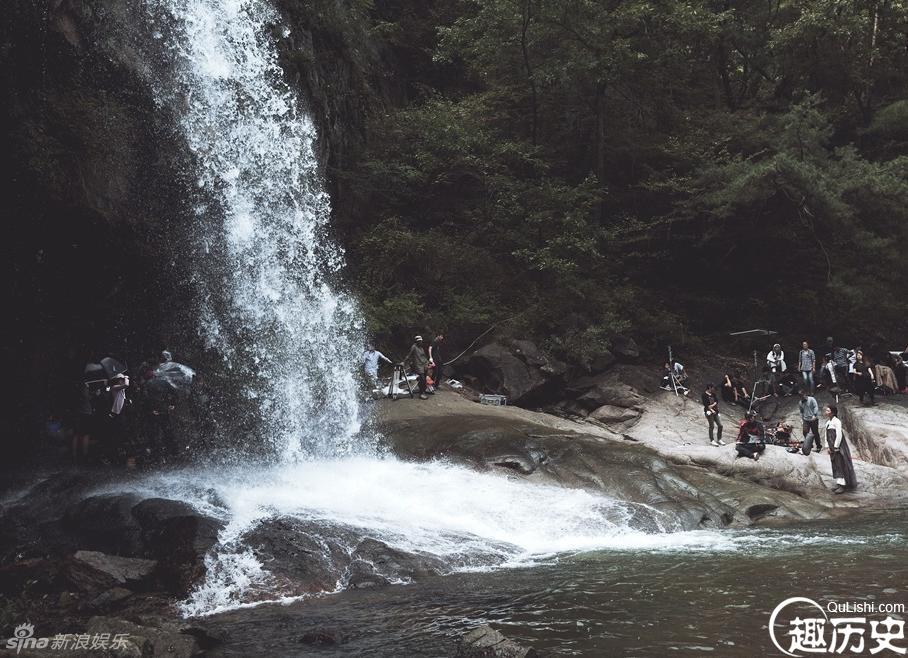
[{"xmin": 405, "ymin": 335, "xmax": 430, "ymax": 399}]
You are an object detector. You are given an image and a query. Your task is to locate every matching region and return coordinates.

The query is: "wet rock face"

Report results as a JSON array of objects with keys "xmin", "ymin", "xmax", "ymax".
[
  {"xmin": 63, "ymin": 494, "xmax": 146, "ymax": 556},
  {"xmin": 385, "ymin": 413, "xmax": 736, "ymax": 530},
  {"xmin": 131, "ymin": 498, "xmax": 224, "ymax": 595},
  {"xmin": 1, "ymin": 479, "xmax": 224, "ymax": 596},
  {"xmin": 841, "ymin": 402, "xmax": 908, "ymax": 475},
  {"xmin": 65, "ymin": 550, "xmax": 157, "ymax": 592},
  {"xmin": 239, "ymin": 518, "xmax": 449, "ymax": 596}
]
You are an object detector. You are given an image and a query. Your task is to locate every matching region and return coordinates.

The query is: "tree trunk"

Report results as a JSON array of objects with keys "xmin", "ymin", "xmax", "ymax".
[
  {"xmin": 520, "ymin": 0, "xmax": 538, "ymax": 145},
  {"xmin": 595, "ymin": 80, "xmax": 607, "ymax": 222}
]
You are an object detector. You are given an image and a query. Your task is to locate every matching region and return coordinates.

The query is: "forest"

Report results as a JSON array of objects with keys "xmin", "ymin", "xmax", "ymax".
[{"xmin": 319, "ymin": 0, "xmax": 908, "ymax": 362}]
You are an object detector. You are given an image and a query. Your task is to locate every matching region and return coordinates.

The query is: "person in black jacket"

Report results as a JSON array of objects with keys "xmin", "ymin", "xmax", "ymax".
[{"xmin": 701, "ymin": 384, "xmax": 726, "ymax": 447}]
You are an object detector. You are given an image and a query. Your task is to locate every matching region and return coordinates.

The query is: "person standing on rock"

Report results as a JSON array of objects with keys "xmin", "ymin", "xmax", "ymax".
[
  {"xmin": 798, "ymin": 388, "xmax": 821, "ymax": 452},
  {"xmin": 362, "ymin": 344, "xmax": 392, "ymax": 388},
  {"xmin": 824, "ymin": 404, "xmax": 857, "ymax": 494},
  {"xmin": 405, "ymin": 335, "xmax": 430, "ymax": 400},
  {"xmin": 429, "ymin": 334, "xmax": 445, "ymax": 390},
  {"xmin": 71, "ymin": 382, "xmax": 97, "ymax": 463},
  {"xmin": 701, "ymin": 383, "xmax": 726, "ymax": 447},
  {"xmin": 827, "ymin": 337, "xmax": 850, "ymax": 393},
  {"xmin": 855, "ymin": 353, "xmax": 877, "ymax": 406},
  {"xmin": 766, "ymin": 343, "xmax": 786, "ymax": 397},
  {"xmin": 798, "ymin": 340, "xmax": 816, "ymax": 394}
]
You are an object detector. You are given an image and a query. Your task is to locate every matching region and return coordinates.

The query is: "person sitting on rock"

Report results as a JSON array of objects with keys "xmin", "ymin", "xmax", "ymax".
[
  {"xmin": 721, "ymin": 371, "xmax": 736, "ymax": 403},
  {"xmin": 734, "ymin": 371, "xmax": 752, "ymax": 406},
  {"xmin": 722, "ymin": 369, "xmax": 750, "ymax": 407},
  {"xmin": 661, "ymin": 360, "xmax": 689, "ymax": 393},
  {"xmin": 735, "ymin": 412, "xmax": 765, "ymax": 461}
]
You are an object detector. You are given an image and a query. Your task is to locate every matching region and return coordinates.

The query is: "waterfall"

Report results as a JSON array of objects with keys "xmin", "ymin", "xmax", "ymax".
[
  {"xmin": 143, "ymin": 0, "xmax": 364, "ymax": 459},
  {"xmin": 111, "ymin": 0, "xmax": 737, "ymax": 618}
]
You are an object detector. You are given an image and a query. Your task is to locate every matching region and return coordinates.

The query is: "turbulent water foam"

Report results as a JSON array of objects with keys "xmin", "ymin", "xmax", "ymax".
[
  {"xmin": 98, "ymin": 460, "xmax": 898, "ymax": 617},
  {"xmin": 104, "ymin": 459, "xmax": 726, "ymax": 616},
  {"xmin": 144, "ymin": 0, "xmax": 363, "ymax": 459}
]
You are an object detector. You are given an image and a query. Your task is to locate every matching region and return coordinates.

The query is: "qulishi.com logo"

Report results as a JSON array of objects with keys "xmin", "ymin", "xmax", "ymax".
[{"xmin": 770, "ymin": 597, "xmax": 906, "ymax": 656}]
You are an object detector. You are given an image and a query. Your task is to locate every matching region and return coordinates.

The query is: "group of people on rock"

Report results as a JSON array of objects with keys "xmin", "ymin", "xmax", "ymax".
[
  {"xmin": 781, "ymin": 338, "xmax": 907, "ymax": 403},
  {"xmin": 713, "ymin": 339, "xmax": 907, "ymax": 410},
  {"xmin": 686, "ymin": 335, "xmax": 906, "ymax": 497},
  {"xmin": 62, "ymin": 350, "xmax": 187, "ymax": 465},
  {"xmin": 362, "ymin": 334, "xmax": 446, "ymax": 400},
  {"xmin": 701, "ymin": 382, "xmax": 857, "ymax": 494}
]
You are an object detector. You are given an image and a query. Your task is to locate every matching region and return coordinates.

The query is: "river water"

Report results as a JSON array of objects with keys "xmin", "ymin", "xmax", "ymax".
[{"xmin": 199, "ymin": 512, "xmax": 907, "ymax": 656}]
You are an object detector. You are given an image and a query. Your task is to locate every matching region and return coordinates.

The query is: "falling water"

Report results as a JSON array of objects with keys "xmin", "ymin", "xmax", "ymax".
[
  {"xmin": 119, "ymin": 0, "xmax": 745, "ymax": 617},
  {"xmin": 143, "ymin": 0, "xmax": 363, "ymax": 459}
]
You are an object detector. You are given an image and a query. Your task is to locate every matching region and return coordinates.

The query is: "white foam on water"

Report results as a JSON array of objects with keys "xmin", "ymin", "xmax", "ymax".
[{"xmin": 101, "ymin": 458, "xmax": 739, "ymax": 616}]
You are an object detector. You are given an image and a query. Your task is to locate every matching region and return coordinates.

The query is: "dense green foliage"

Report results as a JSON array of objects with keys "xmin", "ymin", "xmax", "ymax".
[{"xmin": 335, "ymin": 0, "xmax": 908, "ymax": 357}]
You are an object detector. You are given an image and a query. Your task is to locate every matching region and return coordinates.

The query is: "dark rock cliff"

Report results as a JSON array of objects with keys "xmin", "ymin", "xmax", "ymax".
[{"xmin": 1, "ymin": 0, "xmax": 396, "ymax": 454}]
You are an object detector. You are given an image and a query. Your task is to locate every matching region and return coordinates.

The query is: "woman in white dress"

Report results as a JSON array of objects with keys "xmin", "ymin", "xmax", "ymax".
[{"xmin": 823, "ymin": 404, "xmax": 857, "ymax": 494}]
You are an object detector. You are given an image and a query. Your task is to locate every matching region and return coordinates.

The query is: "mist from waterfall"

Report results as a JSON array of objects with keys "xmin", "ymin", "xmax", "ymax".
[{"xmin": 143, "ymin": 0, "xmax": 364, "ymax": 460}]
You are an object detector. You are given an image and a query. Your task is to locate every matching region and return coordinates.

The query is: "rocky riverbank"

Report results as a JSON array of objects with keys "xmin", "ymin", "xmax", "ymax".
[
  {"xmin": 2, "ymin": 377, "xmax": 906, "ymax": 657},
  {"xmin": 377, "ymin": 387, "xmax": 908, "ymax": 524}
]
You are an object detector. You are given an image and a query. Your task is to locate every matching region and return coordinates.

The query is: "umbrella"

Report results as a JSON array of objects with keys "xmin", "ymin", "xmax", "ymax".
[
  {"xmin": 150, "ymin": 361, "xmax": 195, "ymax": 395},
  {"xmin": 100, "ymin": 356, "xmax": 127, "ymax": 379},
  {"xmin": 83, "ymin": 362, "xmax": 106, "ymax": 383}
]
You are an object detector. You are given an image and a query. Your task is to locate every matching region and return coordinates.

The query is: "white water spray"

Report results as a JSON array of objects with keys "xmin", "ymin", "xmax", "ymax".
[{"xmin": 144, "ymin": 0, "xmax": 363, "ymax": 459}]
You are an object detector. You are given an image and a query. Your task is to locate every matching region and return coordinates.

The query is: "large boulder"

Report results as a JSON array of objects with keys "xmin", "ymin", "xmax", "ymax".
[
  {"xmin": 241, "ymin": 518, "xmax": 448, "ymax": 595},
  {"xmin": 841, "ymin": 402, "xmax": 908, "ymax": 475},
  {"xmin": 62, "ymin": 494, "xmax": 146, "ymax": 556},
  {"xmin": 240, "ymin": 518, "xmax": 357, "ymax": 595},
  {"xmin": 352, "ymin": 538, "xmax": 447, "ymax": 580},
  {"xmin": 589, "ymin": 404, "xmax": 642, "ymax": 424},
  {"xmin": 131, "ymin": 498, "xmax": 224, "ymax": 595},
  {"xmin": 465, "ymin": 341, "xmax": 566, "ymax": 405},
  {"xmin": 508, "ymin": 340, "xmax": 568, "ymax": 377},
  {"xmin": 466, "ymin": 343, "xmax": 546, "ymax": 403},
  {"xmin": 571, "ymin": 373, "xmax": 646, "ymax": 411},
  {"xmin": 65, "ymin": 550, "xmax": 156, "ymax": 592}
]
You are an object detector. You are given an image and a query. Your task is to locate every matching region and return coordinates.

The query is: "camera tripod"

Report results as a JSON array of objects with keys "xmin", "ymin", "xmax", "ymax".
[
  {"xmin": 747, "ymin": 349, "xmax": 774, "ymax": 416},
  {"xmin": 665, "ymin": 346, "xmax": 689, "ymax": 396},
  {"xmin": 387, "ymin": 363, "xmax": 415, "ymax": 400}
]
